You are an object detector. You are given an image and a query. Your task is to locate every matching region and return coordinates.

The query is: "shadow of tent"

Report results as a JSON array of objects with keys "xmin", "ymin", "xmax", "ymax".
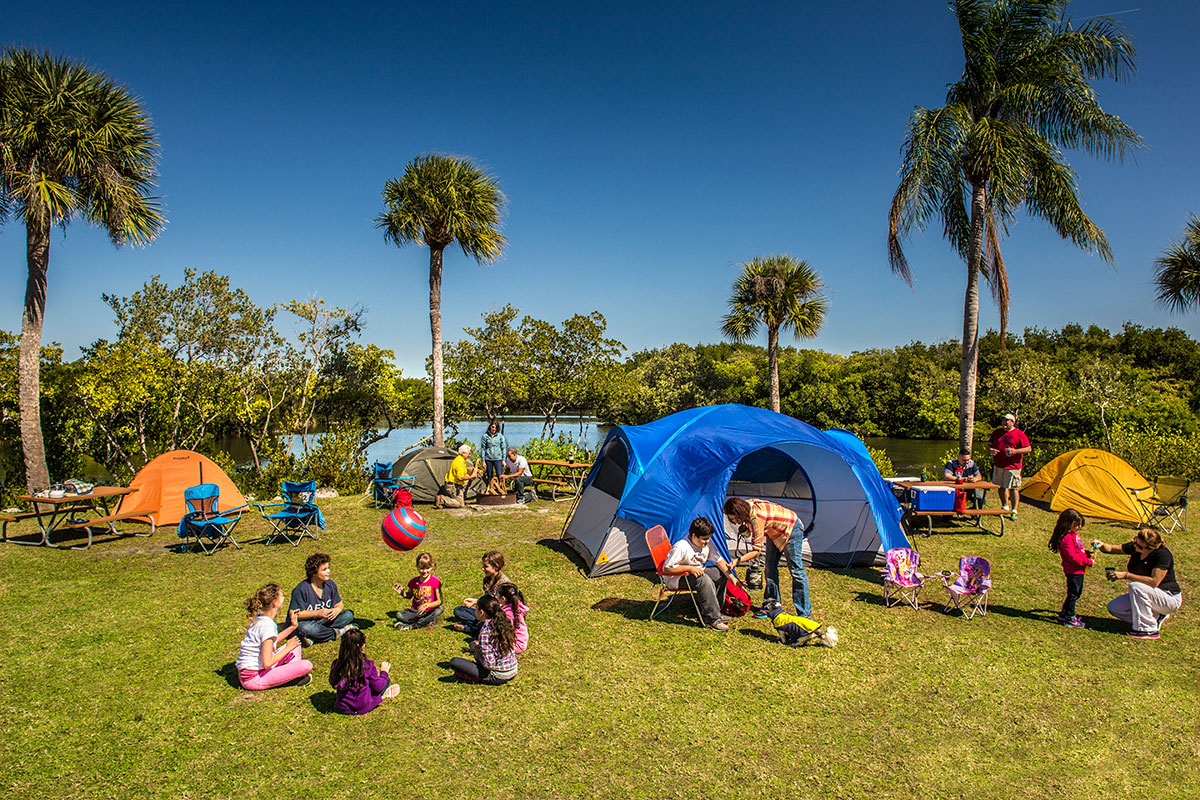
[
  {"xmin": 214, "ymin": 662, "xmax": 241, "ymax": 689},
  {"xmin": 591, "ymin": 596, "xmax": 700, "ymax": 627},
  {"xmin": 536, "ymin": 537, "xmax": 590, "ymax": 573}
]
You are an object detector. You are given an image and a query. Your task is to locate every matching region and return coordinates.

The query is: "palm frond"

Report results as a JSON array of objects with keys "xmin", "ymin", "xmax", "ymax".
[{"xmin": 1154, "ymin": 215, "xmax": 1200, "ymax": 313}]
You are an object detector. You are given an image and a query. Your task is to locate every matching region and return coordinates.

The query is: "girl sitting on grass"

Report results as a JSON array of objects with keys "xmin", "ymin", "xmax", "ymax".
[
  {"xmin": 497, "ymin": 581, "xmax": 530, "ymax": 655},
  {"xmin": 452, "ymin": 550, "xmax": 512, "ymax": 637},
  {"xmin": 448, "ymin": 596, "xmax": 518, "ymax": 685},
  {"xmin": 1049, "ymin": 509, "xmax": 1092, "ymax": 628},
  {"xmin": 329, "ymin": 628, "xmax": 400, "ymax": 714},
  {"xmin": 237, "ymin": 583, "xmax": 313, "ymax": 690}
]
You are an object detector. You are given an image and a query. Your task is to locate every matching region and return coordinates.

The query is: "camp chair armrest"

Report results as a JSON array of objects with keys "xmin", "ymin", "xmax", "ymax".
[
  {"xmin": 224, "ymin": 504, "xmax": 250, "ymax": 516},
  {"xmin": 254, "ymin": 502, "xmax": 286, "ymax": 512}
]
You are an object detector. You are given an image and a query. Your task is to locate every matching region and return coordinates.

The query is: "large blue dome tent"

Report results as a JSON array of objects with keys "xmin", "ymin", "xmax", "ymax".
[{"xmin": 562, "ymin": 405, "xmax": 906, "ymax": 577}]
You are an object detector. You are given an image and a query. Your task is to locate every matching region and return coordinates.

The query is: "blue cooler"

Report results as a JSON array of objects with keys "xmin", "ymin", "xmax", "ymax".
[{"xmin": 911, "ymin": 486, "xmax": 955, "ymax": 511}]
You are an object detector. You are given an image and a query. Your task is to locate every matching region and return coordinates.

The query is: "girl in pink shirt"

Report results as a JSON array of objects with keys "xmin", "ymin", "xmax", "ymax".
[
  {"xmin": 497, "ymin": 582, "xmax": 529, "ymax": 655},
  {"xmin": 1049, "ymin": 509, "xmax": 1092, "ymax": 628}
]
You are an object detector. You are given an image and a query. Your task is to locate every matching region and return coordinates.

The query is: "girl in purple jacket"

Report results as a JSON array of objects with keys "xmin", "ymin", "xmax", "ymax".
[
  {"xmin": 1049, "ymin": 509, "xmax": 1093, "ymax": 628},
  {"xmin": 329, "ymin": 628, "xmax": 400, "ymax": 714}
]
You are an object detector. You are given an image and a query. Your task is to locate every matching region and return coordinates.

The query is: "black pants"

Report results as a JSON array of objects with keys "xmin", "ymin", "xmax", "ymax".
[
  {"xmin": 449, "ymin": 656, "xmax": 511, "ymax": 685},
  {"xmin": 1059, "ymin": 574, "xmax": 1085, "ymax": 620}
]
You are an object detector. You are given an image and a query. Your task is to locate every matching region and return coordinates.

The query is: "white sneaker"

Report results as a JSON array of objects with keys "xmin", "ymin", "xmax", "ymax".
[
  {"xmin": 1000, "ymin": 505, "xmax": 1011, "ymax": 512},
  {"xmin": 335, "ymin": 624, "xmax": 358, "ymax": 638}
]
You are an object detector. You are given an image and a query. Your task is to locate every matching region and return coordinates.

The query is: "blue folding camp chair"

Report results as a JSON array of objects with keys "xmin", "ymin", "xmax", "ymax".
[
  {"xmin": 177, "ymin": 484, "xmax": 249, "ymax": 555},
  {"xmin": 368, "ymin": 461, "xmax": 416, "ymax": 508},
  {"xmin": 256, "ymin": 480, "xmax": 326, "ymax": 546}
]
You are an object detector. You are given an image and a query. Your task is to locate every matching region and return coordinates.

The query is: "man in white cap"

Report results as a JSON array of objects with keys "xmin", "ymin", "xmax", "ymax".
[
  {"xmin": 988, "ymin": 413, "xmax": 1031, "ymax": 520},
  {"xmin": 435, "ymin": 444, "xmax": 482, "ymax": 509}
]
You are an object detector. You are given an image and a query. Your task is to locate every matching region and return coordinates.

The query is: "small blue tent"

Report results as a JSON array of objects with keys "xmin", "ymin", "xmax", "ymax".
[{"xmin": 562, "ymin": 405, "xmax": 906, "ymax": 576}]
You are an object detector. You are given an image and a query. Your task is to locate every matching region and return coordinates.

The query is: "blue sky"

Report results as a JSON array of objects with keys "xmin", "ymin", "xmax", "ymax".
[{"xmin": 4, "ymin": 1, "xmax": 1198, "ymax": 377}]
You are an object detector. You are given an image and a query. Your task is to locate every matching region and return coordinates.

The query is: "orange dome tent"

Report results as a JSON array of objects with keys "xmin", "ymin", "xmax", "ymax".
[
  {"xmin": 118, "ymin": 450, "xmax": 247, "ymax": 526},
  {"xmin": 1023, "ymin": 448, "xmax": 1151, "ymax": 524}
]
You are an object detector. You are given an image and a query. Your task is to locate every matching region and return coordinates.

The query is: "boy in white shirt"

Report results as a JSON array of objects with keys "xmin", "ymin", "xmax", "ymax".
[{"xmin": 662, "ymin": 518, "xmax": 742, "ymax": 630}]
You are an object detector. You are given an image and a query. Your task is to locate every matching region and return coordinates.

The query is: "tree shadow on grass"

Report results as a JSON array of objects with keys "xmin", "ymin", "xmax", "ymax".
[
  {"xmin": 591, "ymin": 597, "xmax": 701, "ymax": 628},
  {"xmin": 215, "ymin": 662, "xmax": 241, "ymax": 689}
]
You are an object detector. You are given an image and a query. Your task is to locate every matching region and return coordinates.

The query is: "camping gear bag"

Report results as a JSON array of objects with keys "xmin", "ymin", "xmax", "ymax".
[
  {"xmin": 722, "ymin": 581, "xmax": 752, "ymax": 617},
  {"xmin": 912, "ymin": 486, "xmax": 955, "ymax": 511},
  {"xmin": 392, "ymin": 487, "xmax": 413, "ymax": 509}
]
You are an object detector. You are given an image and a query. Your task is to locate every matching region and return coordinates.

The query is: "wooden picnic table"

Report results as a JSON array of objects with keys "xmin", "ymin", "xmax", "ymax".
[
  {"xmin": 891, "ymin": 480, "xmax": 1009, "ymax": 537},
  {"xmin": 3, "ymin": 486, "xmax": 154, "ymax": 550},
  {"xmin": 527, "ymin": 459, "xmax": 593, "ymax": 502}
]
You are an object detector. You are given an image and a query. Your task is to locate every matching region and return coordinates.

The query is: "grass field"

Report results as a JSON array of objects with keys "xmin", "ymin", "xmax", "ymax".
[{"xmin": 0, "ymin": 493, "xmax": 1196, "ymax": 800}]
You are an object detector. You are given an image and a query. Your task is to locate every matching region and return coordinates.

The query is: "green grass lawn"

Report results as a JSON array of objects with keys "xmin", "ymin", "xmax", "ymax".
[{"xmin": 0, "ymin": 494, "xmax": 1196, "ymax": 799}]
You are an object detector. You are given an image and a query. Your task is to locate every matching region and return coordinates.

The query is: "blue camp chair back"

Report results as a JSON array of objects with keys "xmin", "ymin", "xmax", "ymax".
[
  {"xmin": 257, "ymin": 479, "xmax": 324, "ymax": 546},
  {"xmin": 179, "ymin": 483, "xmax": 245, "ymax": 555},
  {"xmin": 371, "ymin": 461, "xmax": 398, "ymax": 507}
]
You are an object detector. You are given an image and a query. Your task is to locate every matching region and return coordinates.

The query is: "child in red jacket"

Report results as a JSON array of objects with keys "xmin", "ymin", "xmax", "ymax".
[{"xmin": 1049, "ymin": 509, "xmax": 1093, "ymax": 628}]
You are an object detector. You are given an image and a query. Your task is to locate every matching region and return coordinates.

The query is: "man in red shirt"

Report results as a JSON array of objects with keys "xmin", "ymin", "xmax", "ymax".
[{"xmin": 988, "ymin": 413, "xmax": 1032, "ymax": 519}]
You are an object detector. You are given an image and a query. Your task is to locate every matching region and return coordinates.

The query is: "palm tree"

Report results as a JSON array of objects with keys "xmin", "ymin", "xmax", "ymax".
[
  {"xmin": 376, "ymin": 154, "xmax": 506, "ymax": 447},
  {"xmin": 721, "ymin": 255, "xmax": 827, "ymax": 414},
  {"xmin": 0, "ymin": 49, "xmax": 164, "ymax": 492},
  {"xmin": 1153, "ymin": 215, "xmax": 1200, "ymax": 312},
  {"xmin": 887, "ymin": 0, "xmax": 1141, "ymax": 450}
]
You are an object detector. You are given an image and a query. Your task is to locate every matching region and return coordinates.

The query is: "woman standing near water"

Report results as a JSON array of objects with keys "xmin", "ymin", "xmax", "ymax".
[{"xmin": 480, "ymin": 421, "xmax": 507, "ymax": 487}]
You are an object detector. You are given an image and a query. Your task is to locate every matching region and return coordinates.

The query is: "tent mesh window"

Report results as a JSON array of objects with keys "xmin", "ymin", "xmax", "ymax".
[
  {"xmin": 726, "ymin": 447, "xmax": 813, "ymax": 499},
  {"xmin": 591, "ymin": 439, "xmax": 629, "ymax": 498}
]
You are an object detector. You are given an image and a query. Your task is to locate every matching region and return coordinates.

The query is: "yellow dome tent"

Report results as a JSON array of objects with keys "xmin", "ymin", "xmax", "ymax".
[{"xmin": 1023, "ymin": 448, "xmax": 1151, "ymax": 523}]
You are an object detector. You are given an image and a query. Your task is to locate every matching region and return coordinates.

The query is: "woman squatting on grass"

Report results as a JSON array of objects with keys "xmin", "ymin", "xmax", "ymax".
[
  {"xmin": 448, "ymin": 595, "xmax": 518, "ymax": 685},
  {"xmin": 236, "ymin": 583, "xmax": 314, "ymax": 690}
]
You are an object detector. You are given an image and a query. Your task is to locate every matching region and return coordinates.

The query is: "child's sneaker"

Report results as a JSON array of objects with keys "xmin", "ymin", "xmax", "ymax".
[
  {"xmin": 1129, "ymin": 629, "xmax": 1160, "ymax": 640},
  {"xmin": 1156, "ymin": 613, "xmax": 1171, "ymax": 631},
  {"xmin": 335, "ymin": 624, "xmax": 358, "ymax": 638},
  {"xmin": 1060, "ymin": 616, "xmax": 1086, "ymax": 628},
  {"xmin": 392, "ymin": 621, "xmax": 414, "ymax": 630},
  {"xmin": 1000, "ymin": 505, "xmax": 1010, "ymax": 512},
  {"xmin": 299, "ymin": 635, "xmax": 314, "ymax": 647},
  {"xmin": 1009, "ymin": 509, "xmax": 1019, "ymax": 521},
  {"xmin": 707, "ymin": 620, "xmax": 730, "ymax": 631}
]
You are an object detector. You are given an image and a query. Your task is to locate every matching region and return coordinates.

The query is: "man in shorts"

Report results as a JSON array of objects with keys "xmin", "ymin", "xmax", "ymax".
[
  {"xmin": 435, "ymin": 444, "xmax": 482, "ymax": 509},
  {"xmin": 988, "ymin": 413, "xmax": 1031, "ymax": 520}
]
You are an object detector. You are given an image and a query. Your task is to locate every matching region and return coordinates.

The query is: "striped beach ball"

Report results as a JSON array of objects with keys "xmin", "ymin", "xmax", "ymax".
[{"xmin": 381, "ymin": 507, "xmax": 427, "ymax": 552}]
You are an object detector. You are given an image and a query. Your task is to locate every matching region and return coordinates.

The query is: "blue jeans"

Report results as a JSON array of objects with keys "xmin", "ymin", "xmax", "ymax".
[
  {"xmin": 294, "ymin": 608, "xmax": 355, "ymax": 643},
  {"xmin": 763, "ymin": 520, "xmax": 811, "ymax": 618}
]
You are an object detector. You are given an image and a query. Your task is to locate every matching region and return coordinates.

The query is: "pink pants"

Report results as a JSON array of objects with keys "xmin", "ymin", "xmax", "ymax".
[{"xmin": 239, "ymin": 649, "xmax": 313, "ymax": 690}]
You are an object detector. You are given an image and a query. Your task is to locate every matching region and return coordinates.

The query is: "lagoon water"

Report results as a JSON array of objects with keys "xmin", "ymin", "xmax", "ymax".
[
  {"xmin": 281, "ymin": 416, "xmax": 949, "ymax": 476},
  {"xmin": 288, "ymin": 415, "xmax": 611, "ymax": 465}
]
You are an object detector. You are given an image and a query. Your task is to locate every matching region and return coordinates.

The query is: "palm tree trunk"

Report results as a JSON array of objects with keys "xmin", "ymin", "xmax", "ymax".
[
  {"xmin": 958, "ymin": 181, "xmax": 987, "ymax": 451},
  {"xmin": 767, "ymin": 325, "xmax": 781, "ymax": 413},
  {"xmin": 428, "ymin": 246, "xmax": 446, "ymax": 448},
  {"xmin": 18, "ymin": 221, "xmax": 52, "ymax": 492}
]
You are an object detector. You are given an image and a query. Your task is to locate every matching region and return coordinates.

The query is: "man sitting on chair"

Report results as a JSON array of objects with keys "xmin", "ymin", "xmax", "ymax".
[
  {"xmin": 435, "ymin": 444, "xmax": 482, "ymax": 509},
  {"xmin": 661, "ymin": 518, "xmax": 741, "ymax": 631},
  {"xmin": 944, "ymin": 448, "xmax": 985, "ymax": 508}
]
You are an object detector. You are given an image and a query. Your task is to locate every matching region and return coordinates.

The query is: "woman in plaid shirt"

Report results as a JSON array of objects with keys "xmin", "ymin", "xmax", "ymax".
[{"xmin": 724, "ymin": 497, "xmax": 812, "ymax": 618}]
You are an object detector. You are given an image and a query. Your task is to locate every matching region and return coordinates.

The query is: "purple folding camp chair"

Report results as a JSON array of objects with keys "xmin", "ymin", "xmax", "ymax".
[
  {"xmin": 938, "ymin": 556, "xmax": 991, "ymax": 619},
  {"xmin": 880, "ymin": 547, "xmax": 926, "ymax": 610}
]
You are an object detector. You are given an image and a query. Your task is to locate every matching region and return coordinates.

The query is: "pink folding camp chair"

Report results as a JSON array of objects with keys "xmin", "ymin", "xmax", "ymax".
[
  {"xmin": 880, "ymin": 547, "xmax": 926, "ymax": 609},
  {"xmin": 938, "ymin": 556, "xmax": 991, "ymax": 619}
]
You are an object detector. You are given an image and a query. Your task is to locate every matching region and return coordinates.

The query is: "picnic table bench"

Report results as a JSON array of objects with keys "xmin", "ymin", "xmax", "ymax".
[
  {"xmin": 5, "ymin": 486, "xmax": 152, "ymax": 550},
  {"xmin": 527, "ymin": 459, "xmax": 593, "ymax": 502},
  {"xmin": 892, "ymin": 480, "xmax": 1007, "ymax": 538}
]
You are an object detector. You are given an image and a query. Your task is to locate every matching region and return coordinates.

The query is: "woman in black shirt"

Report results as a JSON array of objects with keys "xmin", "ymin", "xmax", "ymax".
[{"xmin": 1093, "ymin": 528, "xmax": 1183, "ymax": 640}]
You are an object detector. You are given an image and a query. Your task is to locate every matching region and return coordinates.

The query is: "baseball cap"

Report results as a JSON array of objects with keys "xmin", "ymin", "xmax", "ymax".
[{"xmin": 1001, "ymin": 413, "xmax": 1015, "ymax": 421}]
